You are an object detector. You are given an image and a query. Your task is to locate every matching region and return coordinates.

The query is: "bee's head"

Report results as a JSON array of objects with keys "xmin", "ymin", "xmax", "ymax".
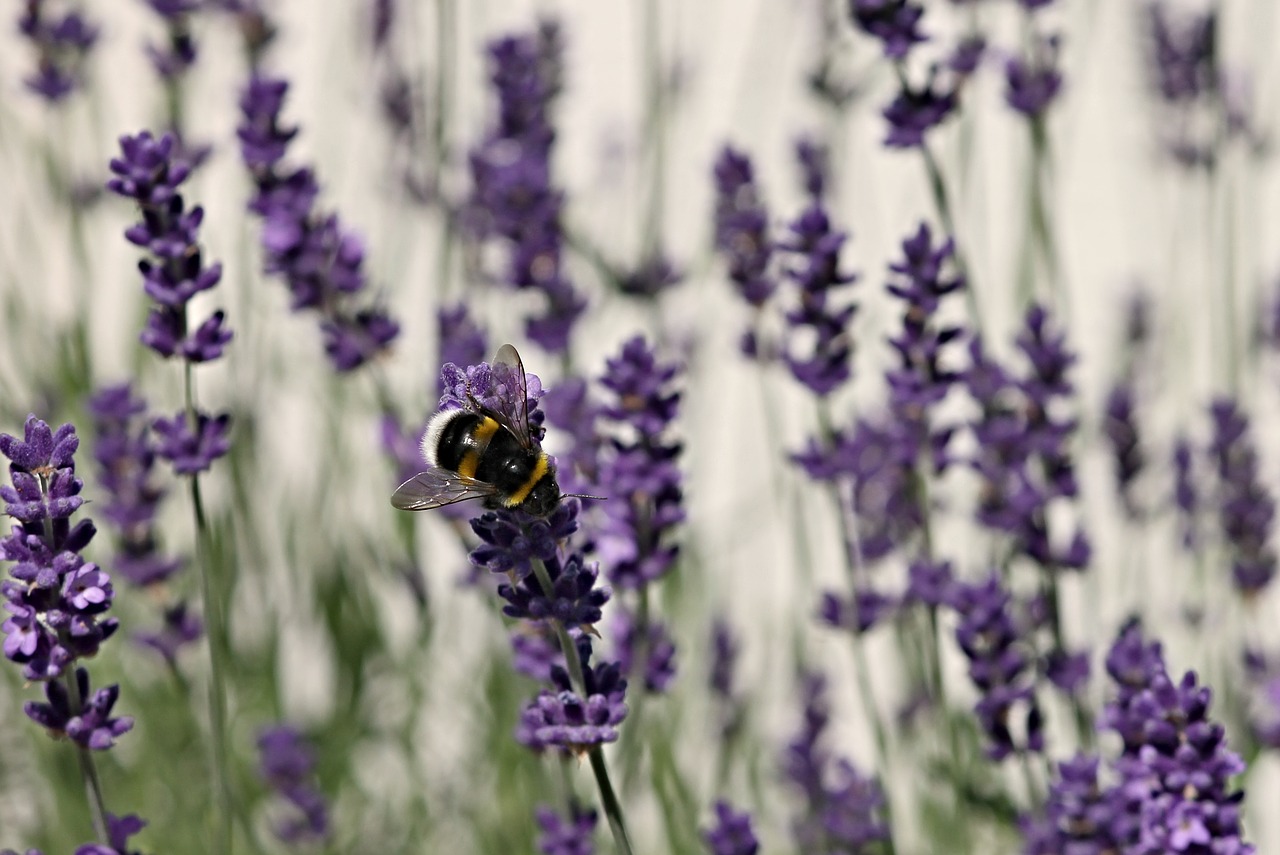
[{"xmin": 522, "ymin": 467, "xmax": 562, "ymax": 517}]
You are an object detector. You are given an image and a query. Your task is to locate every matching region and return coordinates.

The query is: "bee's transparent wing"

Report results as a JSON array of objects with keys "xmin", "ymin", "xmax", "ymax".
[
  {"xmin": 491, "ymin": 343, "xmax": 534, "ymax": 449},
  {"xmin": 390, "ymin": 468, "xmax": 500, "ymax": 511}
]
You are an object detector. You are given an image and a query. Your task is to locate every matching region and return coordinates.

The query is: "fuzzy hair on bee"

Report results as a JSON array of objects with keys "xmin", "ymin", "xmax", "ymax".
[{"xmin": 391, "ymin": 344, "xmax": 568, "ymax": 517}]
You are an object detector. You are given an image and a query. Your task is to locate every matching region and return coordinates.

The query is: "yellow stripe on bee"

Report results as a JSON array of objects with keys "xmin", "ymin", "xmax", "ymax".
[
  {"xmin": 505, "ymin": 453, "xmax": 549, "ymax": 507},
  {"xmin": 474, "ymin": 416, "xmax": 501, "ymax": 444},
  {"xmin": 458, "ymin": 451, "xmax": 480, "ymax": 479}
]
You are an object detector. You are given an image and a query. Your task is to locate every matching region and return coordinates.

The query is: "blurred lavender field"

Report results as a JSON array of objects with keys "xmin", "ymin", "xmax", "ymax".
[{"xmin": 3, "ymin": 0, "xmax": 1280, "ymax": 853}]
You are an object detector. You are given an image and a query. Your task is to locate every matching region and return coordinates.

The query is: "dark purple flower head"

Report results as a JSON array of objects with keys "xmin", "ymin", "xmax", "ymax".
[
  {"xmin": 499, "ymin": 552, "xmax": 609, "ymax": 628},
  {"xmin": 135, "ymin": 601, "xmax": 202, "ymax": 663},
  {"xmin": 257, "ymin": 724, "xmax": 330, "ymax": 843},
  {"xmin": 712, "ymin": 145, "xmax": 777, "ymax": 311},
  {"xmin": 883, "ymin": 74, "xmax": 958, "ymax": 148},
  {"xmin": 1022, "ymin": 754, "xmax": 1134, "ymax": 854},
  {"xmin": 794, "ymin": 136, "xmax": 830, "ymax": 201},
  {"xmin": 848, "ymin": 0, "xmax": 927, "ymax": 59},
  {"xmin": 24, "ymin": 667, "xmax": 133, "ymax": 749},
  {"xmin": 470, "ymin": 500, "xmax": 579, "ymax": 579},
  {"xmin": 151, "ymin": 412, "xmax": 231, "ymax": 475},
  {"xmin": 517, "ymin": 640, "xmax": 629, "ymax": 754},
  {"xmin": 18, "ymin": 3, "xmax": 100, "ymax": 103},
  {"xmin": 237, "ymin": 75, "xmax": 400, "ymax": 372},
  {"xmin": 1103, "ymin": 381, "xmax": 1144, "ymax": 516},
  {"xmin": 817, "ymin": 588, "xmax": 897, "ymax": 634},
  {"xmin": 1004, "ymin": 34, "xmax": 1064, "ymax": 118},
  {"xmin": 72, "ymin": 813, "xmax": 147, "ymax": 855},
  {"xmin": 1207, "ymin": 399, "xmax": 1277, "ymax": 595},
  {"xmin": 948, "ymin": 35, "xmax": 986, "ymax": 75},
  {"xmin": 703, "ymin": 801, "xmax": 759, "ymax": 855},
  {"xmin": 905, "ymin": 558, "xmax": 953, "ymax": 607},
  {"xmin": 780, "ymin": 206, "xmax": 858, "ymax": 396},
  {"xmin": 535, "ymin": 803, "xmax": 598, "ymax": 855},
  {"xmin": 596, "ymin": 337, "xmax": 684, "ymax": 590},
  {"xmin": 949, "ymin": 574, "xmax": 1042, "ymax": 759},
  {"xmin": 1145, "ymin": 2, "xmax": 1217, "ymax": 105}
]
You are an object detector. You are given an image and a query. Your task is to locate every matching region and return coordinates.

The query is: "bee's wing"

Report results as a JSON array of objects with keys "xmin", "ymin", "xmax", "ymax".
[
  {"xmin": 492, "ymin": 343, "xmax": 535, "ymax": 450},
  {"xmin": 390, "ymin": 468, "xmax": 501, "ymax": 511}
]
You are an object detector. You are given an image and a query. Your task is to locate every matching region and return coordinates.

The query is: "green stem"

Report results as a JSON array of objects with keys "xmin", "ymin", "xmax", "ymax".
[
  {"xmin": 531, "ymin": 559, "xmax": 635, "ymax": 855},
  {"xmin": 64, "ymin": 668, "xmax": 111, "ymax": 843},
  {"xmin": 639, "ymin": 0, "xmax": 665, "ymax": 260}
]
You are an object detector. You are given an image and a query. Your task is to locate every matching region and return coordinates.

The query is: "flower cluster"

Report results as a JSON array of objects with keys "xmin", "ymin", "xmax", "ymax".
[
  {"xmin": 703, "ymin": 801, "xmax": 759, "ymax": 855},
  {"xmin": 779, "ymin": 204, "xmax": 858, "ymax": 396},
  {"xmin": 966, "ymin": 304, "xmax": 1090, "ymax": 571},
  {"xmin": 465, "ymin": 21, "xmax": 586, "ymax": 353},
  {"xmin": 1206, "ymin": 399, "xmax": 1277, "ymax": 596},
  {"xmin": 1027, "ymin": 620, "xmax": 1254, "ymax": 853},
  {"xmin": 517, "ymin": 638, "xmax": 629, "ymax": 753},
  {"xmin": 257, "ymin": 725, "xmax": 330, "ymax": 844},
  {"xmin": 1004, "ymin": 32, "xmax": 1063, "ymax": 119},
  {"xmin": 17, "ymin": 0, "xmax": 99, "ymax": 103},
  {"xmin": 949, "ymin": 574, "xmax": 1042, "ymax": 760},
  {"xmin": 143, "ymin": 0, "xmax": 199, "ymax": 82},
  {"xmin": 712, "ymin": 146, "xmax": 777, "ymax": 355},
  {"xmin": 782, "ymin": 674, "xmax": 889, "ymax": 852},
  {"xmin": 2, "ymin": 813, "xmax": 148, "ymax": 855},
  {"xmin": 1, "ymin": 416, "xmax": 132, "ymax": 750},
  {"xmin": 535, "ymin": 803, "xmax": 598, "ymax": 855},
  {"xmin": 237, "ymin": 75, "xmax": 400, "ymax": 371}
]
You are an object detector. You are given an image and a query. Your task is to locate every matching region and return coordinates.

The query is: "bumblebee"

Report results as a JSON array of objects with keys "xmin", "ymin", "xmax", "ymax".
[{"xmin": 391, "ymin": 344, "xmax": 564, "ymax": 517}]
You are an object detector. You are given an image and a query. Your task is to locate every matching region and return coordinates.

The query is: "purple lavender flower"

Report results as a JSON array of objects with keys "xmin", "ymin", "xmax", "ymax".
[
  {"xmin": 511, "ymin": 625, "xmax": 563, "ymax": 681},
  {"xmin": 1102, "ymin": 382, "xmax": 1143, "ymax": 517},
  {"xmin": 17, "ymin": 0, "xmax": 99, "ymax": 103},
  {"xmin": 1145, "ymin": 2, "xmax": 1217, "ymax": 105},
  {"xmin": 517, "ymin": 640, "xmax": 629, "ymax": 754},
  {"xmin": 144, "ymin": 0, "xmax": 199, "ymax": 81},
  {"xmin": 949, "ymin": 574, "xmax": 1042, "ymax": 759},
  {"xmin": 438, "ymin": 358, "xmax": 546, "ymax": 442},
  {"xmin": 712, "ymin": 145, "xmax": 777, "ymax": 312},
  {"xmin": 783, "ymin": 674, "xmax": 889, "ymax": 852},
  {"xmin": 24, "ymin": 667, "xmax": 133, "ymax": 749},
  {"xmin": 257, "ymin": 725, "xmax": 330, "ymax": 843},
  {"xmin": 611, "ymin": 610, "xmax": 677, "ymax": 693},
  {"xmin": 542, "ymin": 378, "xmax": 602, "ymax": 497},
  {"xmin": 1, "ymin": 416, "xmax": 119, "ymax": 682},
  {"xmin": 135, "ymin": 602, "xmax": 202, "ymax": 665},
  {"xmin": 499, "ymin": 552, "xmax": 610, "ymax": 628},
  {"xmin": 780, "ymin": 206, "xmax": 858, "ymax": 396},
  {"xmin": 88, "ymin": 384, "xmax": 184, "ymax": 587},
  {"xmin": 703, "ymin": 801, "xmax": 759, "ymax": 855},
  {"xmin": 948, "ymin": 35, "xmax": 986, "ymax": 75},
  {"xmin": 1003, "ymin": 34, "xmax": 1064, "ymax": 118},
  {"xmin": 596, "ymin": 337, "xmax": 684, "ymax": 591},
  {"xmin": 795, "ymin": 137, "xmax": 830, "ymax": 201},
  {"xmin": 883, "ymin": 74, "xmax": 958, "ymax": 148},
  {"xmin": 436, "ymin": 304, "xmax": 489, "ymax": 396},
  {"xmin": 966, "ymin": 305, "xmax": 1090, "ymax": 570},
  {"xmin": 535, "ymin": 803, "xmax": 598, "ymax": 855},
  {"xmin": 1022, "ymin": 754, "xmax": 1135, "ymax": 853},
  {"xmin": 237, "ymin": 75, "xmax": 400, "ymax": 372},
  {"xmin": 470, "ymin": 500, "xmax": 580, "ymax": 579},
  {"xmin": 466, "ymin": 23, "xmax": 586, "ymax": 353},
  {"xmin": 71, "ymin": 813, "xmax": 147, "ymax": 855},
  {"xmin": 848, "ymin": 0, "xmax": 926, "ymax": 59},
  {"xmin": 1172, "ymin": 434, "xmax": 1200, "ymax": 549},
  {"xmin": 150, "ymin": 412, "xmax": 232, "ymax": 476},
  {"xmin": 817, "ymin": 588, "xmax": 897, "ymax": 634},
  {"xmin": 107, "ymin": 132, "xmax": 230, "ymax": 364},
  {"xmin": 1207, "ymin": 400, "xmax": 1276, "ymax": 595}
]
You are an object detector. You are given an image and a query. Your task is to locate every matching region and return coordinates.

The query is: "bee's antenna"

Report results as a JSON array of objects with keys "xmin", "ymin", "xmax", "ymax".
[{"xmin": 562, "ymin": 493, "xmax": 607, "ymax": 503}]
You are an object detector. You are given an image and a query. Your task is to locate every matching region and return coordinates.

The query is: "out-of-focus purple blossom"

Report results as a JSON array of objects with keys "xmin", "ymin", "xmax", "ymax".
[
  {"xmin": 883, "ymin": 75, "xmax": 958, "ymax": 148},
  {"xmin": 948, "ymin": 36, "xmax": 986, "ymax": 75},
  {"xmin": 151, "ymin": 412, "xmax": 231, "ymax": 476},
  {"xmin": 72, "ymin": 813, "xmax": 147, "ymax": 855},
  {"xmin": 135, "ymin": 601, "xmax": 202, "ymax": 665},
  {"xmin": 904, "ymin": 558, "xmax": 953, "ymax": 607},
  {"xmin": 709, "ymin": 618, "xmax": 738, "ymax": 701},
  {"xmin": 24, "ymin": 667, "xmax": 133, "ymax": 750},
  {"xmin": 542, "ymin": 378, "xmax": 602, "ymax": 497},
  {"xmin": 1022, "ymin": 754, "xmax": 1135, "ymax": 854},
  {"xmin": 795, "ymin": 137, "xmax": 829, "ymax": 201},
  {"xmin": 966, "ymin": 305, "xmax": 1090, "ymax": 571},
  {"xmin": 17, "ymin": 0, "xmax": 99, "ymax": 102},
  {"xmin": 848, "ymin": 0, "xmax": 926, "ymax": 60},
  {"xmin": 1172, "ymin": 434, "xmax": 1199, "ymax": 549},
  {"xmin": 436, "ymin": 304, "xmax": 489, "ymax": 396},
  {"xmin": 780, "ymin": 206, "xmax": 858, "ymax": 396},
  {"xmin": 611, "ymin": 610, "xmax": 677, "ymax": 693},
  {"xmin": 817, "ymin": 589, "xmax": 897, "ymax": 634},
  {"xmin": 1, "ymin": 417, "xmax": 121, "ymax": 682},
  {"xmin": 1003, "ymin": 34, "xmax": 1064, "ymax": 118},
  {"xmin": 1102, "ymin": 381, "xmax": 1144, "ymax": 517},
  {"xmin": 949, "ymin": 574, "xmax": 1042, "ymax": 759},
  {"xmin": 257, "ymin": 725, "xmax": 330, "ymax": 844},
  {"xmin": 1207, "ymin": 400, "xmax": 1277, "ymax": 595},
  {"xmin": 466, "ymin": 23, "xmax": 585, "ymax": 353},
  {"xmin": 237, "ymin": 75, "xmax": 400, "ymax": 372},
  {"xmin": 536, "ymin": 803, "xmax": 598, "ymax": 855},
  {"xmin": 783, "ymin": 674, "xmax": 889, "ymax": 852},
  {"xmin": 499, "ymin": 552, "xmax": 610, "ymax": 628},
  {"xmin": 144, "ymin": 0, "xmax": 199, "ymax": 81},
  {"xmin": 517, "ymin": 640, "xmax": 628, "ymax": 754},
  {"xmin": 596, "ymin": 337, "xmax": 684, "ymax": 591},
  {"xmin": 89, "ymin": 384, "xmax": 185, "ymax": 587},
  {"xmin": 712, "ymin": 145, "xmax": 778, "ymax": 350},
  {"xmin": 703, "ymin": 801, "xmax": 759, "ymax": 855},
  {"xmin": 1145, "ymin": 2, "xmax": 1216, "ymax": 105},
  {"xmin": 107, "ymin": 131, "xmax": 232, "ymax": 365},
  {"xmin": 511, "ymin": 625, "xmax": 562, "ymax": 682}
]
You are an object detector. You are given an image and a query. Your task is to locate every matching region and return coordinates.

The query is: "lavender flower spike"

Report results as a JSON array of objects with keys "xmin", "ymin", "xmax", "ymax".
[
  {"xmin": 258, "ymin": 725, "xmax": 330, "ymax": 843},
  {"xmin": 703, "ymin": 801, "xmax": 760, "ymax": 855},
  {"xmin": 780, "ymin": 206, "xmax": 858, "ymax": 396},
  {"xmin": 536, "ymin": 803, "xmax": 599, "ymax": 855},
  {"xmin": 517, "ymin": 640, "xmax": 629, "ymax": 754},
  {"xmin": 18, "ymin": 1, "xmax": 100, "ymax": 103}
]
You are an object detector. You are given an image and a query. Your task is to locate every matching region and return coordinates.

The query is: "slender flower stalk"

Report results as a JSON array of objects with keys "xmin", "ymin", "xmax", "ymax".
[{"xmin": 106, "ymin": 130, "xmax": 235, "ymax": 853}]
